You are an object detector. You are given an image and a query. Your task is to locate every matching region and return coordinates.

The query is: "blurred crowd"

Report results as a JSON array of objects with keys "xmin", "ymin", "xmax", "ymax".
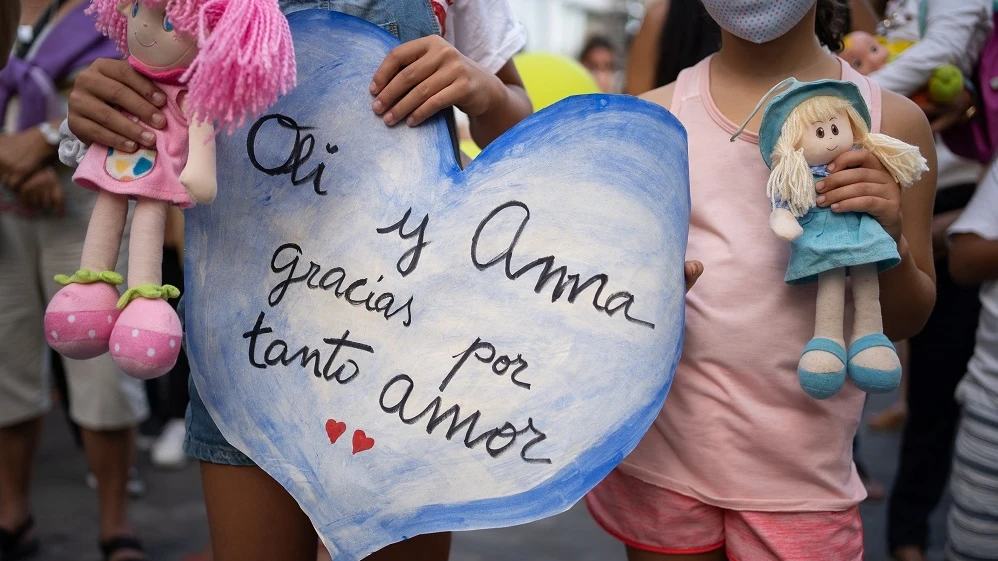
[{"xmin": 1, "ymin": 1, "xmax": 997, "ymax": 561}]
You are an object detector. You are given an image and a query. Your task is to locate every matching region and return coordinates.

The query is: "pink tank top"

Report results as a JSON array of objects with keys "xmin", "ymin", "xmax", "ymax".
[
  {"xmin": 618, "ymin": 56, "xmax": 882, "ymax": 512},
  {"xmin": 74, "ymin": 76, "xmax": 193, "ymax": 209}
]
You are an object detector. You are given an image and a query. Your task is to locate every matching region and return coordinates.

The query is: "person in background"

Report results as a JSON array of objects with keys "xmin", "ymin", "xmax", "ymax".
[
  {"xmin": 579, "ymin": 35, "xmax": 617, "ymax": 93},
  {"xmin": 944, "ymin": 158, "xmax": 998, "ymax": 561},
  {"xmin": 623, "ymin": 0, "xmax": 719, "ymax": 96},
  {"xmin": 870, "ymin": 2, "xmax": 994, "ymax": 560},
  {"xmin": 0, "ymin": 1, "xmax": 150, "ymax": 561},
  {"xmin": 62, "ymin": 1, "xmax": 532, "ymax": 559}
]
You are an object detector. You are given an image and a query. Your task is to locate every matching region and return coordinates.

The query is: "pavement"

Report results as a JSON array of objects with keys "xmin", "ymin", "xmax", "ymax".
[{"xmin": 25, "ymin": 389, "xmax": 948, "ymax": 561}]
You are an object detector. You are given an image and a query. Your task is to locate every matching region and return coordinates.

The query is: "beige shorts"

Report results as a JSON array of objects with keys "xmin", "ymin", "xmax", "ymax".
[{"xmin": 0, "ymin": 178, "xmax": 148, "ymax": 429}]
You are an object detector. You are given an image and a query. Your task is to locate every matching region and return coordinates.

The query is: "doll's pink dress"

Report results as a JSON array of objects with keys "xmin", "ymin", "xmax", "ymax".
[{"xmin": 74, "ymin": 59, "xmax": 195, "ymax": 208}]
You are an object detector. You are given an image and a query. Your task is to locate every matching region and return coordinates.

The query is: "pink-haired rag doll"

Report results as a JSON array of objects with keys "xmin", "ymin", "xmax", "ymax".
[{"xmin": 44, "ymin": 0, "xmax": 296, "ymax": 379}]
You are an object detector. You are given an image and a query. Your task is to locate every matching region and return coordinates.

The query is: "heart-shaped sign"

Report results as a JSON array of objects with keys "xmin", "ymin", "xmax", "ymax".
[{"xmin": 183, "ymin": 10, "xmax": 689, "ymax": 560}]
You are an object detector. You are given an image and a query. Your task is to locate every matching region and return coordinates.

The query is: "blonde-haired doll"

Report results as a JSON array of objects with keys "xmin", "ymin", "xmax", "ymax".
[{"xmin": 740, "ymin": 79, "xmax": 927, "ymax": 400}]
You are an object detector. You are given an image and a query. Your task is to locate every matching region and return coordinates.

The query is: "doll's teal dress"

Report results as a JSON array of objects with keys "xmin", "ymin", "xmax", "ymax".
[{"xmin": 779, "ymin": 165, "xmax": 901, "ymax": 285}]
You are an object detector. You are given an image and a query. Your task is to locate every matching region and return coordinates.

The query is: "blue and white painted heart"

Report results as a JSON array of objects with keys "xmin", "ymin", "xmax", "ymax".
[{"xmin": 183, "ymin": 10, "xmax": 690, "ymax": 560}]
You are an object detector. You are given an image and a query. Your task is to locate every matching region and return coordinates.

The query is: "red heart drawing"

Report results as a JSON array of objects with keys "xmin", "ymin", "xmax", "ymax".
[
  {"xmin": 352, "ymin": 430, "xmax": 375, "ymax": 454},
  {"xmin": 325, "ymin": 419, "xmax": 346, "ymax": 445}
]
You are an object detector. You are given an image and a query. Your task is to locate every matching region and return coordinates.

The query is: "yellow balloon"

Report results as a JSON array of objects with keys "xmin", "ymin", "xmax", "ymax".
[
  {"xmin": 459, "ymin": 52, "xmax": 601, "ymax": 161},
  {"xmin": 460, "ymin": 139, "xmax": 481, "ymax": 160},
  {"xmin": 513, "ymin": 52, "xmax": 601, "ymax": 111}
]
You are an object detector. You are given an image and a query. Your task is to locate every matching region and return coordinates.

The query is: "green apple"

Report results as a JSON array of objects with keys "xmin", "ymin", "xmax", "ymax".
[{"xmin": 929, "ymin": 65, "xmax": 964, "ymax": 103}]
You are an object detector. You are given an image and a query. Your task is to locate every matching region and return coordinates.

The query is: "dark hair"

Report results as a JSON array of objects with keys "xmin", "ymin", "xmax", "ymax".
[
  {"xmin": 655, "ymin": 0, "xmax": 721, "ymax": 88},
  {"xmin": 815, "ymin": 0, "xmax": 850, "ymax": 52},
  {"xmin": 652, "ymin": 0, "xmax": 850, "ymax": 88},
  {"xmin": 580, "ymin": 36, "xmax": 616, "ymax": 63}
]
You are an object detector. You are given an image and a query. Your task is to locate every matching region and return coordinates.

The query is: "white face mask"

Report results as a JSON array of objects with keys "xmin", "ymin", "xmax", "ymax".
[{"xmin": 700, "ymin": 0, "xmax": 816, "ymax": 44}]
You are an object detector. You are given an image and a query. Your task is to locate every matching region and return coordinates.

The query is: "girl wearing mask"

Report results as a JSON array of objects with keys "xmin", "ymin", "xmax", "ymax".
[{"xmin": 587, "ymin": 1, "xmax": 937, "ymax": 559}]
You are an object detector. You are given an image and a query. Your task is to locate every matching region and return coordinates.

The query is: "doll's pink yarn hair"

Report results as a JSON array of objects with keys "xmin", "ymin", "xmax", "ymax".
[{"xmin": 87, "ymin": 0, "xmax": 296, "ymax": 133}]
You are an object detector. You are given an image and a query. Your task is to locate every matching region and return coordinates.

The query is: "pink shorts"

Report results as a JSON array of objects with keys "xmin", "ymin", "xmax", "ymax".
[{"xmin": 585, "ymin": 469, "xmax": 864, "ymax": 561}]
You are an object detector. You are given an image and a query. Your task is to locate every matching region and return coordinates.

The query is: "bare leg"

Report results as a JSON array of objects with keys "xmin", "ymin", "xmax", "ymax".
[
  {"xmin": 81, "ymin": 427, "xmax": 145, "ymax": 561},
  {"xmin": 0, "ymin": 417, "xmax": 43, "ymax": 534},
  {"xmin": 363, "ymin": 533, "xmax": 451, "ymax": 561},
  {"xmin": 626, "ymin": 546, "xmax": 727, "ymax": 561},
  {"xmin": 126, "ymin": 198, "xmax": 167, "ymax": 288},
  {"xmin": 799, "ymin": 268, "xmax": 847, "ymax": 374},
  {"xmin": 851, "ymin": 263, "xmax": 902, "ymax": 373},
  {"xmin": 201, "ymin": 463, "xmax": 318, "ymax": 561},
  {"xmin": 81, "ymin": 191, "xmax": 128, "ymax": 273}
]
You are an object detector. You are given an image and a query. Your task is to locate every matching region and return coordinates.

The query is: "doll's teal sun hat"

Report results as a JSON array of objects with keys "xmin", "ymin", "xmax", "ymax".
[{"xmin": 731, "ymin": 78, "xmax": 872, "ymax": 169}]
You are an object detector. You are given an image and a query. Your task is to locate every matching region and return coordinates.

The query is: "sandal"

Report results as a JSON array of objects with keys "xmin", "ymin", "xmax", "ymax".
[
  {"xmin": 0, "ymin": 516, "xmax": 40, "ymax": 560},
  {"xmin": 99, "ymin": 536, "xmax": 147, "ymax": 561}
]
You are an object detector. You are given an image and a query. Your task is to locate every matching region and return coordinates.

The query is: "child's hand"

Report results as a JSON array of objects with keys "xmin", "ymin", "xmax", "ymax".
[
  {"xmin": 917, "ymin": 88, "xmax": 974, "ymax": 134},
  {"xmin": 685, "ymin": 260, "xmax": 704, "ymax": 292},
  {"xmin": 815, "ymin": 148, "xmax": 904, "ymax": 241},
  {"xmin": 0, "ymin": 129, "xmax": 53, "ymax": 188},
  {"xmin": 67, "ymin": 58, "xmax": 167, "ymax": 152},
  {"xmin": 770, "ymin": 208, "xmax": 803, "ymax": 242},
  {"xmin": 369, "ymin": 36, "xmax": 504, "ymax": 127},
  {"xmin": 16, "ymin": 167, "xmax": 64, "ymax": 217}
]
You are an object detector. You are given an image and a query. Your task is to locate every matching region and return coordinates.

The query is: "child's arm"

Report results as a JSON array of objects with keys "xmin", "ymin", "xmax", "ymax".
[
  {"xmin": 370, "ymin": 37, "xmax": 531, "ymax": 149},
  {"xmin": 624, "ymin": 0, "xmax": 668, "ymax": 96},
  {"xmin": 950, "ymin": 234, "xmax": 998, "ymax": 285},
  {"xmin": 870, "ymin": 0, "xmax": 992, "ymax": 96},
  {"xmin": 370, "ymin": 0, "xmax": 532, "ymax": 148},
  {"xmin": 179, "ymin": 104, "xmax": 217, "ymax": 205},
  {"xmin": 949, "ymin": 160, "xmax": 998, "ymax": 285},
  {"xmin": 849, "ymin": 0, "xmax": 880, "ymax": 34},
  {"xmin": 870, "ymin": 92, "xmax": 938, "ymax": 340}
]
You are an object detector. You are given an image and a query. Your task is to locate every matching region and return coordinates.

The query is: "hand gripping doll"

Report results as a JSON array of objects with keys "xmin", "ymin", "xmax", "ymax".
[
  {"xmin": 44, "ymin": 0, "xmax": 295, "ymax": 379},
  {"xmin": 735, "ymin": 79, "xmax": 927, "ymax": 400}
]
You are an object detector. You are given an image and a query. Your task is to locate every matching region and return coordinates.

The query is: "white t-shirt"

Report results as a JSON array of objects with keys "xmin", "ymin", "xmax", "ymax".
[
  {"xmin": 872, "ymin": 0, "xmax": 993, "ymax": 189},
  {"xmin": 433, "ymin": 0, "xmax": 526, "ymax": 74},
  {"xmin": 873, "ymin": 0, "xmax": 993, "ymax": 95},
  {"xmin": 950, "ymin": 159, "xmax": 998, "ymax": 404}
]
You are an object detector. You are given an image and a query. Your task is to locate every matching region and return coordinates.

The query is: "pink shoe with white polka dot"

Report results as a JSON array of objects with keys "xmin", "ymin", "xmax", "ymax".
[
  {"xmin": 44, "ymin": 283, "xmax": 121, "ymax": 359},
  {"xmin": 109, "ymin": 298, "xmax": 182, "ymax": 379}
]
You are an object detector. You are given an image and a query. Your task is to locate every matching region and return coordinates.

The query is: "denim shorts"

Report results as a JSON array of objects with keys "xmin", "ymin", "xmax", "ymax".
[
  {"xmin": 183, "ymin": 375, "xmax": 256, "ymax": 466},
  {"xmin": 178, "ymin": 293, "xmax": 255, "ymax": 466}
]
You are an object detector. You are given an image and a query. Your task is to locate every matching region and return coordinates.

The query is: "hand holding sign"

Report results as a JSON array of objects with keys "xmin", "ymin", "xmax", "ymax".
[{"xmin": 183, "ymin": 10, "xmax": 690, "ymax": 560}]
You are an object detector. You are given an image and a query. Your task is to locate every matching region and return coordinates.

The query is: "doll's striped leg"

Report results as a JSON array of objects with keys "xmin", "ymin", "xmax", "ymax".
[
  {"xmin": 109, "ymin": 198, "xmax": 181, "ymax": 380},
  {"xmin": 798, "ymin": 268, "xmax": 848, "ymax": 399},
  {"xmin": 847, "ymin": 263, "xmax": 902, "ymax": 394},
  {"xmin": 44, "ymin": 191, "xmax": 129, "ymax": 360}
]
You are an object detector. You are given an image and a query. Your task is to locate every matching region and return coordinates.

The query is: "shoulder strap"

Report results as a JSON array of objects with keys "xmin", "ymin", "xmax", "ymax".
[
  {"xmin": 867, "ymin": 76, "xmax": 884, "ymax": 134},
  {"xmin": 840, "ymin": 60, "xmax": 883, "ymax": 134},
  {"xmin": 671, "ymin": 57, "xmax": 709, "ymax": 113}
]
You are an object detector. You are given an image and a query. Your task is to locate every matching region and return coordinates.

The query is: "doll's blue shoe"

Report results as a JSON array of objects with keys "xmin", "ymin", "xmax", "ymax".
[
  {"xmin": 798, "ymin": 338, "xmax": 848, "ymax": 400},
  {"xmin": 847, "ymin": 333, "xmax": 902, "ymax": 394}
]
